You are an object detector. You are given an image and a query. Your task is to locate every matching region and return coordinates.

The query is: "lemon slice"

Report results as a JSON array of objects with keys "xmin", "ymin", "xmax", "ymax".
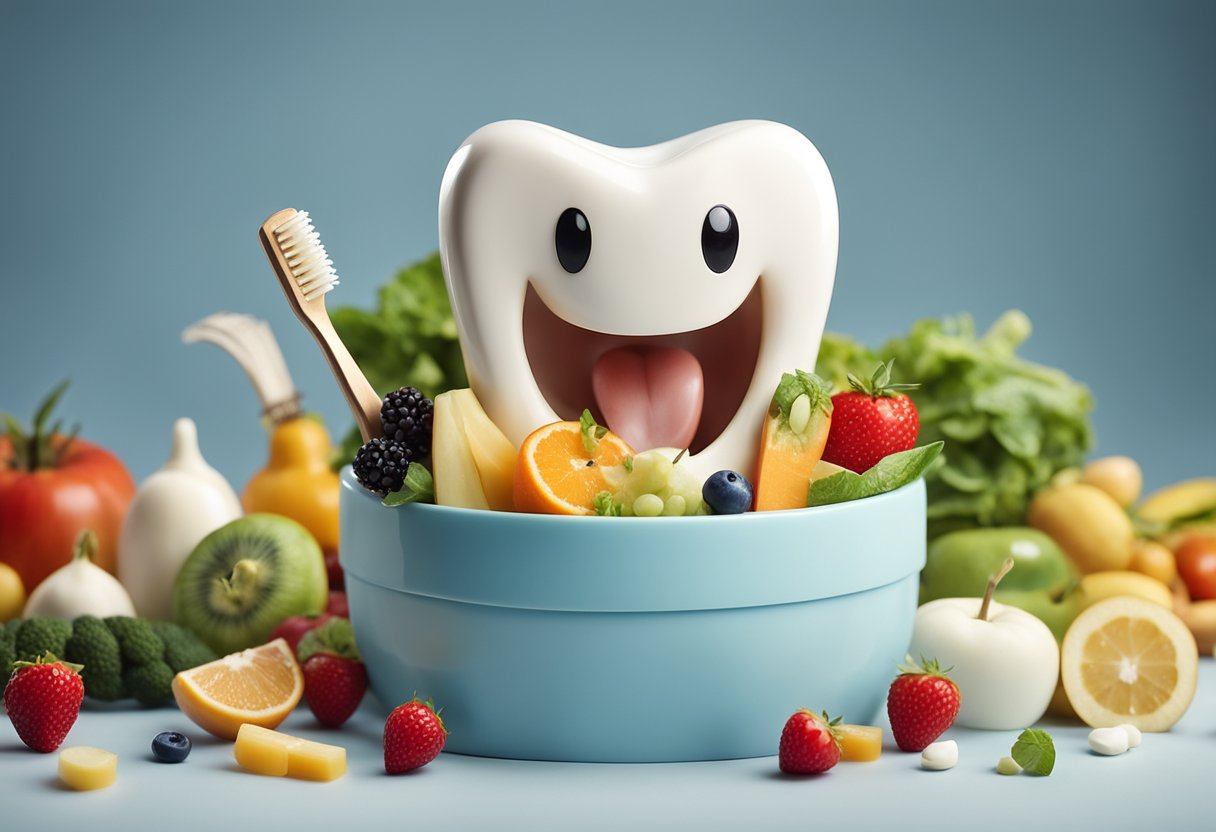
[
  {"xmin": 1061, "ymin": 596, "xmax": 1198, "ymax": 731},
  {"xmin": 171, "ymin": 638, "xmax": 303, "ymax": 740}
]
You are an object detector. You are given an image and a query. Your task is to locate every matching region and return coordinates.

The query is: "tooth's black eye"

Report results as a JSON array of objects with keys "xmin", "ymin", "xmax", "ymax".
[
  {"xmin": 555, "ymin": 208, "xmax": 592, "ymax": 274},
  {"xmin": 701, "ymin": 205, "xmax": 738, "ymax": 274}
]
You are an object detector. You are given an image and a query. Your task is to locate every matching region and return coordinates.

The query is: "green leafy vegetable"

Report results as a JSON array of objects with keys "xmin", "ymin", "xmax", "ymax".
[
  {"xmin": 816, "ymin": 311, "xmax": 1093, "ymax": 537},
  {"xmin": 593, "ymin": 490, "xmax": 622, "ymax": 517},
  {"xmin": 383, "ymin": 462, "xmax": 435, "ymax": 507},
  {"xmin": 580, "ymin": 409, "xmax": 608, "ymax": 457},
  {"xmin": 808, "ymin": 442, "xmax": 943, "ymax": 507},
  {"xmin": 330, "ymin": 252, "xmax": 468, "ymax": 467},
  {"xmin": 1010, "ymin": 728, "xmax": 1055, "ymax": 776}
]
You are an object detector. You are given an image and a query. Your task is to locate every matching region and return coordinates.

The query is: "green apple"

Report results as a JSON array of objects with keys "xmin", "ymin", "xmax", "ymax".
[
  {"xmin": 920, "ymin": 527, "xmax": 1075, "ymax": 602},
  {"xmin": 921, "ymin": 527, "xmax": 1082, "ymax": 642},
  {"xmin": 993, "ymin": 584, "xmax": 1083, "ymax": 642}
]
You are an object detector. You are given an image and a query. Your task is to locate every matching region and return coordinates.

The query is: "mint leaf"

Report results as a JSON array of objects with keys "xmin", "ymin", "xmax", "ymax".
[
  {"xmin": 383, "ymin": 462, "xmax": 435, "ymax": 506},
  {"xmin": 580, "ymin": 409, "xmax": 607, "ymax": 457},
  {"xmin": 1011, "ymin": 728, "xmax": 1055, "ymax": 776},
  {"xmin": 807, "ymin": 442, "xmax": 944, "ymax": 507}
]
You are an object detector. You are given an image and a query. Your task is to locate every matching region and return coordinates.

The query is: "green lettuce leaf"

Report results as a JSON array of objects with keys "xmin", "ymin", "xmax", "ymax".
[{"xmin": 807, "ymin": 442, "xmax": 943, "ymax": 507}]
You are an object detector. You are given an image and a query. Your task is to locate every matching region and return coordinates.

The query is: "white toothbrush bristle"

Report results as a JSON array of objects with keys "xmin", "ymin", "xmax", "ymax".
[{"xmin": 274, "ymin": 210, "xmax": 339, "ymax": 300}]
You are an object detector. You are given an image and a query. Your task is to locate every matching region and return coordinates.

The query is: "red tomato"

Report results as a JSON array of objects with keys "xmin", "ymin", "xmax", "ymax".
[
  {"xmin": 0, "ymin": 434, "xmax": 135, "ymax": 593},
  {"xmin": 1175, "ymin": 535, "xmax": 1216, "ymax": 601}
]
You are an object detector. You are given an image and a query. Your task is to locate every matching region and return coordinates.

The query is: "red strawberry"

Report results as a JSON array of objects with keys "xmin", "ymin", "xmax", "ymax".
[
  {"xmin": 886, "ymin": 656, "xmax": 960, "ymax": 752},
  {"xmin": 302, "ymin": 654, "xmax": 368, "ymax": 728},
  {"xmin": 297, "ymin": 617, "xmax": 366, "ymax": 728},
  {"xmin": 4, "ymin": 653, "xmax": 84, "ymax": 752},
  {"xmin": 778, "ymin": 709, "xmax": 842, "ymax": 774},
  {"xmin": 384, "ymin": 698, "xmax": 447, "ymax": 774},
  {"xmin": 821, "ymin": 360, "xmax": 920, "ymax": 473}
]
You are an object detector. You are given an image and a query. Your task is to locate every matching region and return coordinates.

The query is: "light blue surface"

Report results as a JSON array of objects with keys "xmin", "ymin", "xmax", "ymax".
[
  {"xmin": 340, "ymin": 471, "xmax": 925, "ymax": 761},
  {"xmin": 1, "ymin": 662, "xmax": 1211, "ymax": 831},
  {"xmin": 2, "ymin": 1, "xmax": 1213, "ymax": 494}
]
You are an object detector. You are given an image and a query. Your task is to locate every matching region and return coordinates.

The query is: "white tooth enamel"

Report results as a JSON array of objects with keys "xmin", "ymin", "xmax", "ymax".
[{"xmin": 439, "ymin": 120, "xmax": 838, "ymax": 479}]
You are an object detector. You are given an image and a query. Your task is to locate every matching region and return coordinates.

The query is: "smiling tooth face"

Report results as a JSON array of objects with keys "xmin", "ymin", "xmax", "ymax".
[{"xmin": 438, "ymin": 120, "xmax": 838, "ymax": 480}]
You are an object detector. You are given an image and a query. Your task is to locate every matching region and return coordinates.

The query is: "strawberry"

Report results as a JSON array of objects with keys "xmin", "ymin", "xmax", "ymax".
[
  {"xmin": 297, "ymin": 617, "xmax": 366, "ymax": 728},
  {"xmin": 384, "ymin": 698, "xmax": 447, "ymax": 773},
  {"xmin": 302, "ymin": 654, "xmax": 367, "ymax": 728},
  {"xmin": 886, "ymin": 656, "xmax": 960, "ymax": 752},
  {"xmin": 778, "ymin": 709, "xmax": 842, "ymax": 774},
  {"xmin": 4, "ymin": 653, "xmax": 84, "ymax": 752},
  {"xmin": 821, "ymin": 360, "xmax": 920, "ymax": 473}
]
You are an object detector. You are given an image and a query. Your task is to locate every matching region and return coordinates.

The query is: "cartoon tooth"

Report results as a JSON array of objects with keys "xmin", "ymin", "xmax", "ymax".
[{"xmin": 438, "ymin": 120, "xmax": 838, "ymax": 480}]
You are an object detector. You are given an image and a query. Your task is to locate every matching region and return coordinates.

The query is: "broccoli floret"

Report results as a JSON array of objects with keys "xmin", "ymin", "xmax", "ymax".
[
  {"xmin": 15, "ymin": 616, "xmax": 72, "ymax": 663},
  {"xmin": 104, "ymin": 616, "xmax": 164, "ymax": 666},
  {"xmin": 150, "ymin": 621, "xmax": 217, "ymax": 674},
  {"xmin": 123, "ymin": 659, "xmax": 174, "ymax": 706},
  {"xmin": 0, "ymin": 619, "xmax": 16, "ymax": 677},
  {"xmin": 64, "ymin": 616, "xmax": 126, "ymax": 701}
]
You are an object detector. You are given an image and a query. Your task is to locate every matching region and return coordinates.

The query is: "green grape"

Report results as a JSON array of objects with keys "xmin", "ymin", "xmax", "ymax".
[
  {"xmin": 603, "ymin": 449, "xmax": 708, "ymax": 517},
  {"xmin": 633, "ymin": 493, "xmax": 665, "ymax": 517}
]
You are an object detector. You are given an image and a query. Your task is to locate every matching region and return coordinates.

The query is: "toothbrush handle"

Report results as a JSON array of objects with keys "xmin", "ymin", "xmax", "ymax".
[{"xmin": 305, "ymin": 311, "xmax": 384, "ymax": 443}]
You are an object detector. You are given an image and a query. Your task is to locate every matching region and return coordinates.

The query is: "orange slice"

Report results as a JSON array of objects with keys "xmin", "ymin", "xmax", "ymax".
[
  {"xmin": 513, "ymin": 419, "xmax": 633, "ymax": 515},
  {"xmin": 1060, "ymin": 596, "xmax": 1198, "ymax": 731},
  {"xmin": 171, "ymin": 638, "xmax": 303, "ymax": 740}
]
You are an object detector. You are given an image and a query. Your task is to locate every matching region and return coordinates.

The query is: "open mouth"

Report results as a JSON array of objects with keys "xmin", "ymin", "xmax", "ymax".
[{"xmin": 522, "ymin": 280, "xmax": 763, "ymax": 454}]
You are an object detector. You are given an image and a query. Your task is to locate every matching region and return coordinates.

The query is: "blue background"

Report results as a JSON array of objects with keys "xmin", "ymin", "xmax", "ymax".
[{"xmin": 2, "ymin": 0, "xmax": 1212, "ymax": 491}]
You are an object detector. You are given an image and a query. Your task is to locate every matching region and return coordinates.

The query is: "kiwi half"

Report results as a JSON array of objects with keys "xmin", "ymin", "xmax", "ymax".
[{"xmin": 173, "ymin": 514, "xmax": 327, "ymax": 656}]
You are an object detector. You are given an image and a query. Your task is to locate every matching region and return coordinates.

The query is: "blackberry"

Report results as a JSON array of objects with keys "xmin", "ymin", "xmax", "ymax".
[
  {"xmin": 352, "ymin": 437, "xmax": 414, "ymax": 496},
  {"xmin": 380, "ymin": 387, "xmax": 434, "ymax": 458}
]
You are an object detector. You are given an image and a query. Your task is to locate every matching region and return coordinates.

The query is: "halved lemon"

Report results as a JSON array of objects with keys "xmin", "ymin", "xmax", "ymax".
[
  {"xmin": 171, "ymin": 638, "xmax": 303, "ymax": 740},
  {"xmin": 1061, "ymin": 596, "xmax": 1198, "ymax": 731}
]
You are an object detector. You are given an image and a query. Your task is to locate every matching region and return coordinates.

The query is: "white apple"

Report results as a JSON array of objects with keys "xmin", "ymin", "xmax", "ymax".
[{"xmin": 908, "ymin": 596, "xmax": 1059, "ymax": 730}]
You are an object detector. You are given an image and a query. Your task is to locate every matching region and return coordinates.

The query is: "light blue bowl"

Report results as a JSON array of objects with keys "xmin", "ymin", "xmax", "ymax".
[{"xmin": 339, "ymin": 468, "xmax": 925, "ymax": 762}]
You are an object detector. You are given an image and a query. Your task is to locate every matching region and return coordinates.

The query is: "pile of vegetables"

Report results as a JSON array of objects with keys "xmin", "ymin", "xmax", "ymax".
[
  {"xmin": 0, "ymin": 615, "xmax": 216, "ymax": 705},
  {"xmin": 816, "ymin": 310, "xmax": 1094, "ymax": 538}
]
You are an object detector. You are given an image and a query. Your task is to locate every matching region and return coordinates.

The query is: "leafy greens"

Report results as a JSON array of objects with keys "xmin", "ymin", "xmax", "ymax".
[{"xmin": 816, "ymin": 311, "xmax": 1093, "ymax": 538}]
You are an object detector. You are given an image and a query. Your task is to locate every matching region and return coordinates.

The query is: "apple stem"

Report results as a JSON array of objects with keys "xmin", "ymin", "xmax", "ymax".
[{"xmin": 977, "ymin": 557, "xmax": 1015, "ymax": 622}]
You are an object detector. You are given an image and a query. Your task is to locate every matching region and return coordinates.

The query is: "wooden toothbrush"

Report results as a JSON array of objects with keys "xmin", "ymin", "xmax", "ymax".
[{"xmin": 259, "ymin": 207, "xmax": 383, "ymax": 441}]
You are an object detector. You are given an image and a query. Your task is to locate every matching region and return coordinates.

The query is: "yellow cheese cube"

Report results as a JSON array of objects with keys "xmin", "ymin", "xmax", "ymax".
[
  {"xmin": 837, "ymin": 724, "xmax": 882, "ymax": 762},
  {"xmin": 58, "ymin": 746, "xmax": 118, "ymax": 790},
  {"xmin": 234, "ymin": 724, "xmax": 346, "ymax": 782}
]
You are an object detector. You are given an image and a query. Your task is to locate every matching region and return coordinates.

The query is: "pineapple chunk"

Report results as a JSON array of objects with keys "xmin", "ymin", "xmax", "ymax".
[
  {"xmin": 432, "ymin": 391, "xmax": 491, "ymax": 510},
  {"xmin": 448, "ymin": 388, "xmax": 517, "ymax": 511},
  {"xmin": 837, "ymin": 724, "xmax": 882, "ymax": 762},
  {"xmin": 58, "ymin": 746, "xmax": 118, "ymax": 790},
  {"xmin": 233, "ymin": 724, "xmax": 346, "ymax": 782}
]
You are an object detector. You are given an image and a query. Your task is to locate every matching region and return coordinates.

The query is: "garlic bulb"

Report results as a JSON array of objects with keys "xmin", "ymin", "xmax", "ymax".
[
  {"xmin": 24, "ymin": 530, "xmax": 136, "ymax": 619},
  {"xmin": 117, "ymin": 418, "xmax": 242, "ymax": 619}
]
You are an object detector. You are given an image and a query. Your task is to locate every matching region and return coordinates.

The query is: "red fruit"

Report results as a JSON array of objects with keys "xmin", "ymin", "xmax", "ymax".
[
  {"xmin": 821, "ymin": 360, "xmax": 920, "ymax": 473},
  {"xmin": 778, "ymin": 709, "xmax": 842, "ymax": 774},
  {"xmin": 268, "ymin": 613, "xmax": 333, "ymax": 653},
  {"xmin": 327, "ymin": 590, "xmax": 349, "ymax": 619},
  {"xmin": 325, "ymin": 552, "xmax": 344, "ymax": 591},
  {"xmin": 0, "ymin": 382, "xmax": 135, "ymax": 592},
  {"xmin": 886, "ymin": 656, "xmax": 960, "ymax": 752},
  {"xmin": 4, "ymin": 654, "xmax": 85, "ymax": 752},
  {"xmin": 302, "ymin": 654, "xmax": 368, "ymax": 728},
  {"xmin": 1175, "ymin": 535, "xmax": 1216, "ymax": 601},
  {"xmin": 384, "ymin": 699, "xmax": 447, "ymax": 774}
]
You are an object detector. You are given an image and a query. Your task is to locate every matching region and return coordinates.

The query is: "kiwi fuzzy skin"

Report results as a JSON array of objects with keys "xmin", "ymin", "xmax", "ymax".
[{"xmin": 172, "ymin": 513, "xmax": 328, "ymax": 656}]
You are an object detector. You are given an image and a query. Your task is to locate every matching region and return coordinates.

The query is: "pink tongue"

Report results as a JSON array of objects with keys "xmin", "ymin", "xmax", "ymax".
[{"xmin": 592, "ymin": 345, "xmax": 704, "ymax": 452}]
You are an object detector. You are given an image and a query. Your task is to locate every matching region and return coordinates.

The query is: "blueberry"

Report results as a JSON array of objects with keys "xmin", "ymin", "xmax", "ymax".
[
  {"xmin": 702, "ymin": 470, "xmax": 753, "ymax": 515},
  {"xmin": 151, "ymin": 731, "xmax": 191, "ymax": 763}
]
